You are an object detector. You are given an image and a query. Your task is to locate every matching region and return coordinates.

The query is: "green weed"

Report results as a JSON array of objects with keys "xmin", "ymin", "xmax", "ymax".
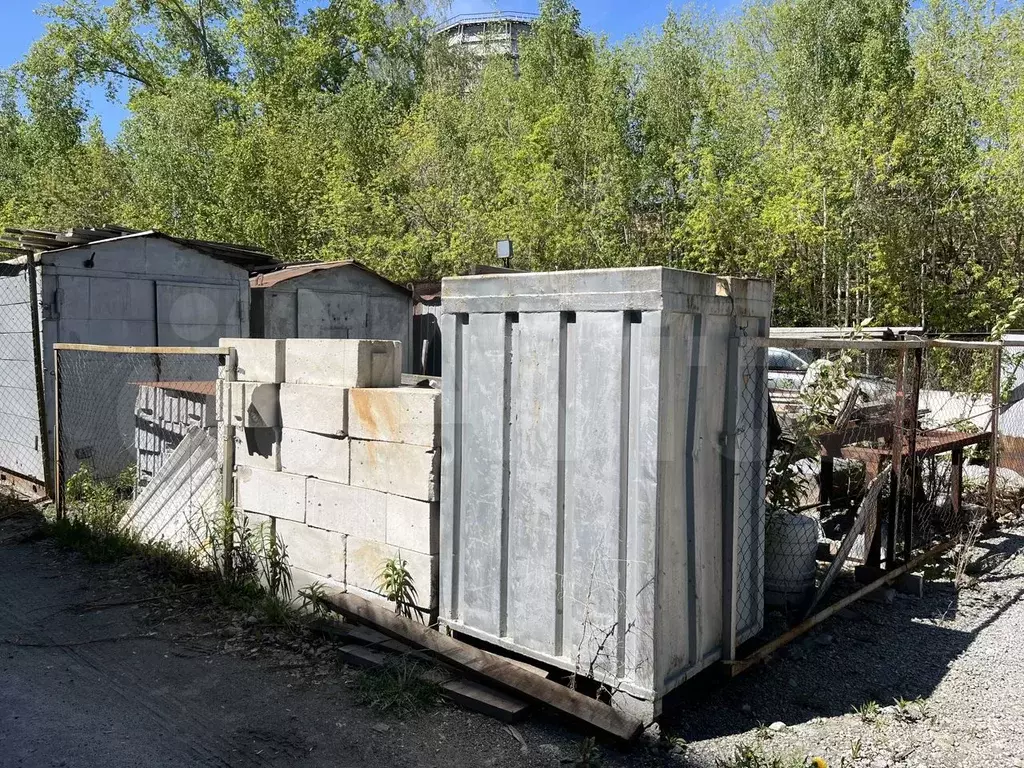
[
  {"xmin": 717, "ymin": 742, "xmax": 804, "ymax": 768},
  {"xmin": 355, "ymin": 655, "xmax": 440, "ymax": 716},
  {"xmin": 853, "ymin": 700, "xmax": 880, "ymax": 723},
  {"xmin": 377, "ymin": 555, "xmax": 418, "ymax": 619}
]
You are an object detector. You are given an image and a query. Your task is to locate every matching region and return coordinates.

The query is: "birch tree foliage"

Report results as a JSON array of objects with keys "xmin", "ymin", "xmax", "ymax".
[{"xmin": 2, "ymin": 0, "xmax": 1024, "ymax": 330}]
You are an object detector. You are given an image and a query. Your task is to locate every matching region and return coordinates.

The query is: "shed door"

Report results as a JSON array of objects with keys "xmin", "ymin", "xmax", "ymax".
[
  {"xmin": 296, "ymin": 289, "xmax": 367, "ymax": 339},
  {"xmin": 155, "ymin": 282, "xmax": 241, "ymax": 346}
]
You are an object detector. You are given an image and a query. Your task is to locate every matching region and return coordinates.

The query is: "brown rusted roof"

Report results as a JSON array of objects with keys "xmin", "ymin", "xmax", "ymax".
[
  {"xmin": 134, "ymin": 380, "xmax": 217, "ymax": 396},
  {"xmin": 250, "ymin": 259, "xmax": 410, "ymax": 294}
]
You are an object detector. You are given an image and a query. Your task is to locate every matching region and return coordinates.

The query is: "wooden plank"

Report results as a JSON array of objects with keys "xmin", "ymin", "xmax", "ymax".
[
  {"xmin": 761, "ymin": 337, "xmax": 1000, "ymax": 351},
  {"xmin": 727, "ymin": 537, "xmax": 959, "ymax": 677},
  {"xmin": 501, "ymin": 656, "xmax": 552, "ymax": 679},
  {"xmin": 338, "ymin": 644, "xmax": 389, "ymax": 669},
  {"xmin": 0, "ymin": 246, "xmax": 33, "ymax": 256},
  {"xmin": 344, "ymin": 624, "xmax": 417, "ymax": 653},
  {"xmin": 52, "ymin": 343, "xmax": 229, "ymax": 355},
  {"xmin": 760, "ymin": 338, "xmax": 926, "ymax": 351},
  {"xmin": 803, "ymin": 468, "xmax": 889, "ymax": 617},
  {"xmin": 321, "ymin": 591, "xmax": 643, "ymax": 741},
  {"xmin": 441, "ymin": 679, "xmax": 529, "ymax": 723},
  {"xmin": 929, "ymin": 339, "xmax": 1002, "ymax": 350}
]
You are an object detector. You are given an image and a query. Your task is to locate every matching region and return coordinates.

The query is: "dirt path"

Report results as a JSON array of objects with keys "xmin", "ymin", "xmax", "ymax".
[
  {"xmin": 0, "ymin": 520, "xmax": 671, "ymax": 768},
  {"xmin": 0, "ymin": 535, "xmax": 567, "ymax": 767},
  {"xmin": 2, "ymin": 511, "xmax": 1023, "ymax": 768}
]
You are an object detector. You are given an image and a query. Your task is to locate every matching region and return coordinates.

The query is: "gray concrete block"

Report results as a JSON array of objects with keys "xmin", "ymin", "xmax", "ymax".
[
  {"xmin": 235, "ymin": 466, "xmax": 306, "ymax": 522},
  {"xmin": 234, "ymin": 426, "xmax": 281, "ymax": 471},
  {"xmin": 220, "ymin": 337, "xmax": 286, "ymax": 383},
  {"xmin": 348, "ymin": 388, "xmax": 440, "ymax": 447},
  {"xmin": 279, "ymin": 383, "xmax": 347, "ymax": 436},
  {"xmin": 305, "ymin": 478, "xmax": 386, "ymax": 540},
  {"xmin": 284, "ymin": 339, "xmax": 402, "ymax": 387},
  {"xmin": 280, "ymin": 428, "xmax": 350, "ymax": 484},
  {"xmin": 350, "ymin": 439, "xmax": 439, "ymax": 501},
  {"xmin": 221, "ymin": 381, "xmax": 280, "ymax": 428},
  {"xmin": 386, "ymin": 495, "xmax": 439, "ymax": 555},
  {"xmin": 243, "ymin": 383, "xmax": 280, "ymax": 428},
  {"xmin": 275, "ymin": 518, "xmax": 346, "ymax": 582},
  {"xmin": 346, "ymin": 536, "xmax": 437, "ymax": 609}
]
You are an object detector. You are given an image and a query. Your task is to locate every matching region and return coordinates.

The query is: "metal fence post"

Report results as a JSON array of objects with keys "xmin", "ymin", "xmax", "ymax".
[
  {"xmin": 221, "ymin": 347, "xmax": 237, "ymax": 577},
  {"xmin": 989, "ymin": 345, "xmax": 1003, "ymax": 523},
  {"xmin": 903, "ymin": 347, "xmax": 923, "ymax": 562},
  {"xmin": 720, "ymin": 328, "xmax": 742, "ymax": 661},
  {"xmin": 53, "ymin": 346, "xmax": 63, "ymax": 519},
  {"xmin": 24, "ymin": 254, "xmax": 52, "ymax": 499}
]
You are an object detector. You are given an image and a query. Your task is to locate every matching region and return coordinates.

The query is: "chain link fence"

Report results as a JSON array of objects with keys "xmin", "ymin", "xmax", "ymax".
[
  {"xmin": 995, "ymin": 341, "xmax": 1024, "ymax": 521},
  {"xmin": 738, "ymin": 336, "xmax": 1002, "ymax": 642},
  {"xmin": 0, "ymin": 258, "xmax": 48, "ymax": 494},
  {"xmin": 54, "ymin": 344, "xmax": 225, "ymax": 550},
  {"xmin": 734, "ymin": 331, "xmax": 768, "ymax": 646}
]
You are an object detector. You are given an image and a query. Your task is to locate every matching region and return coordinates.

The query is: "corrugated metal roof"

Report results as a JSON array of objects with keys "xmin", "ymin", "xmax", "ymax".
[
  {"xmin": 3, "ymin": 227, "xmax": 276, "ymax": 269},
  {"xmin": 249, "ymin": 259, "xmax": 411, "ymax": 294}
]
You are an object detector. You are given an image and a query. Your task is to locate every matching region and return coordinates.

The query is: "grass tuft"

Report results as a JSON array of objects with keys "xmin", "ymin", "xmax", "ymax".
[{"xmin": 355, "ymin": 655, "xmax": 440, "ymax": 716}]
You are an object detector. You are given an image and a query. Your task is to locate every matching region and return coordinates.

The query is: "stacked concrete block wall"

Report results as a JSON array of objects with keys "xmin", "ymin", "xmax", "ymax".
[{"xmin": 219, "ymin": 338, "xmax": 440, "ymax": 618}]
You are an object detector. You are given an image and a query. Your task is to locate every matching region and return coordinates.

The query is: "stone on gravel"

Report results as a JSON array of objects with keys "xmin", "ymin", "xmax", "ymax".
[{"xmin": 768, "ymin": 721, "xmax": 786, "ymax": 732}]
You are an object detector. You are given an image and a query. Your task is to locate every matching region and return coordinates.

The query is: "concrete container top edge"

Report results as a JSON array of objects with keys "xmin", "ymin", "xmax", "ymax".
[{"xmin": 440, "ymin": 266, "xmax": 773, "ymax": 315}]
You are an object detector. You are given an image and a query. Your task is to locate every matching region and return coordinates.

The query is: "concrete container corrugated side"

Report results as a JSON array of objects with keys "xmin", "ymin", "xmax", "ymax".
[{"xmin": 438, "ymin": 267, "xmax": 772, "ymax": 719}]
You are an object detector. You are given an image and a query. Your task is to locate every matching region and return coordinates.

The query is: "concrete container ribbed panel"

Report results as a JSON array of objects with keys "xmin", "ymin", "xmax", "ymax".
[{"xmin": 438, "ymin": 266, "xmax": 772, "ymax": 722}]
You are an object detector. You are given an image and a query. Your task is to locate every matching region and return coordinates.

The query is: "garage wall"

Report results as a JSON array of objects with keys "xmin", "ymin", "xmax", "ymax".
[
  {"xmin": 40, "ymin": 236, "xmax": 251, "ymax": 480},
  {"xmin": 253, "ymin": 266, "xmax": 412, "ymax": 371}
]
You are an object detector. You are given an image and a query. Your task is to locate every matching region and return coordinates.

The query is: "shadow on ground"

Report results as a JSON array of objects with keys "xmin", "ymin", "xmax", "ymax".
[
  {"xmin": 0, "ymin": 490, "xmax": 45, "ymax": 544},
  {"xmin": 659, "ymin": 530, "xmax": 1024, "ymax": 744}
]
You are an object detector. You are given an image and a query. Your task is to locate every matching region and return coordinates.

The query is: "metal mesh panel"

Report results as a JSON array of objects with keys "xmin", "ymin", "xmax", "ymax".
[
  {"xmin": 908, "ymin": 345, "xmax": 997, "ymax": 555},
  {"xmin": 995, "ymin": 342, "xmax": 1024, "ymax": 521},
  {"xmin": 0, "ymin": 261, "xmax": 46, "ymax": 487},
  {"xmin": 55, "ymin": 347, "xmax": 223, "ymax": 545},
  {"xmin": 735, "ymin": 332, "xmax": 767, "ymax": 644},
  {"xmin": 751, "ymin": 338, "xmax": 1000, "ymax": 629}
]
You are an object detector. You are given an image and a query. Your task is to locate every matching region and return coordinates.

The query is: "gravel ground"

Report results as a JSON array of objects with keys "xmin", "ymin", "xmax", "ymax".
[
  {"xmin": 2, "ymin": 505, "xmax": 1022, "ymax": 768},
  {"xmin": 663, "ymin": 526, "xmax": 1024, "ymax": 768}
]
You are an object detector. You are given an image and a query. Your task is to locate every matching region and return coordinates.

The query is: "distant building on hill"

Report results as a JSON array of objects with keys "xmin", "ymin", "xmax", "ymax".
[{"xmin": 433, "ymin": 12, "xmax": 537, "ymax": 69}]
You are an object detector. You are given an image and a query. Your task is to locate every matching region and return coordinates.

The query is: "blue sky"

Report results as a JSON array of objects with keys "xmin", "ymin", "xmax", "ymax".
[{"xmin": 0, "ymin": 0, "xmax": 732, "ymax": 138}]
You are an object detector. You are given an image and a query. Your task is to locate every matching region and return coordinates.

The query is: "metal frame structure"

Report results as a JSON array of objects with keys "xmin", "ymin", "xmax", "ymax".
[{"xmin": 734, "ymin": 336, "xmax": 1003, "ymax": 671}]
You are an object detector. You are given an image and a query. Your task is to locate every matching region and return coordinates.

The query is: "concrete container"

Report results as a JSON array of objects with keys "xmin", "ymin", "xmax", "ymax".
[
  {"xmin": 249, "ymin": 261, "xmax": 413, "ymax": 372},
  {"xmin": 439, "ymin": 267, "xmax": 773, "ymax": 721}
]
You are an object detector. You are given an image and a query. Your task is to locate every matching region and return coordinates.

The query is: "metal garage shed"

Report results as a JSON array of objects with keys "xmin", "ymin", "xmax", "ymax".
[
  {"xmin": 0, "ymin": 227, "xmax": 273, "ymax": 493},
  {"xmin": 249, "ymin": 260, "xmax": 413, "ymax": 371}
]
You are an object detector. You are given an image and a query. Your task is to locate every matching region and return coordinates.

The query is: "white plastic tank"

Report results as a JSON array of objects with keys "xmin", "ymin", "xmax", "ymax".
[{"xmin": 764, "ymin": 512, "xmax": 821, "ymax": 606}]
